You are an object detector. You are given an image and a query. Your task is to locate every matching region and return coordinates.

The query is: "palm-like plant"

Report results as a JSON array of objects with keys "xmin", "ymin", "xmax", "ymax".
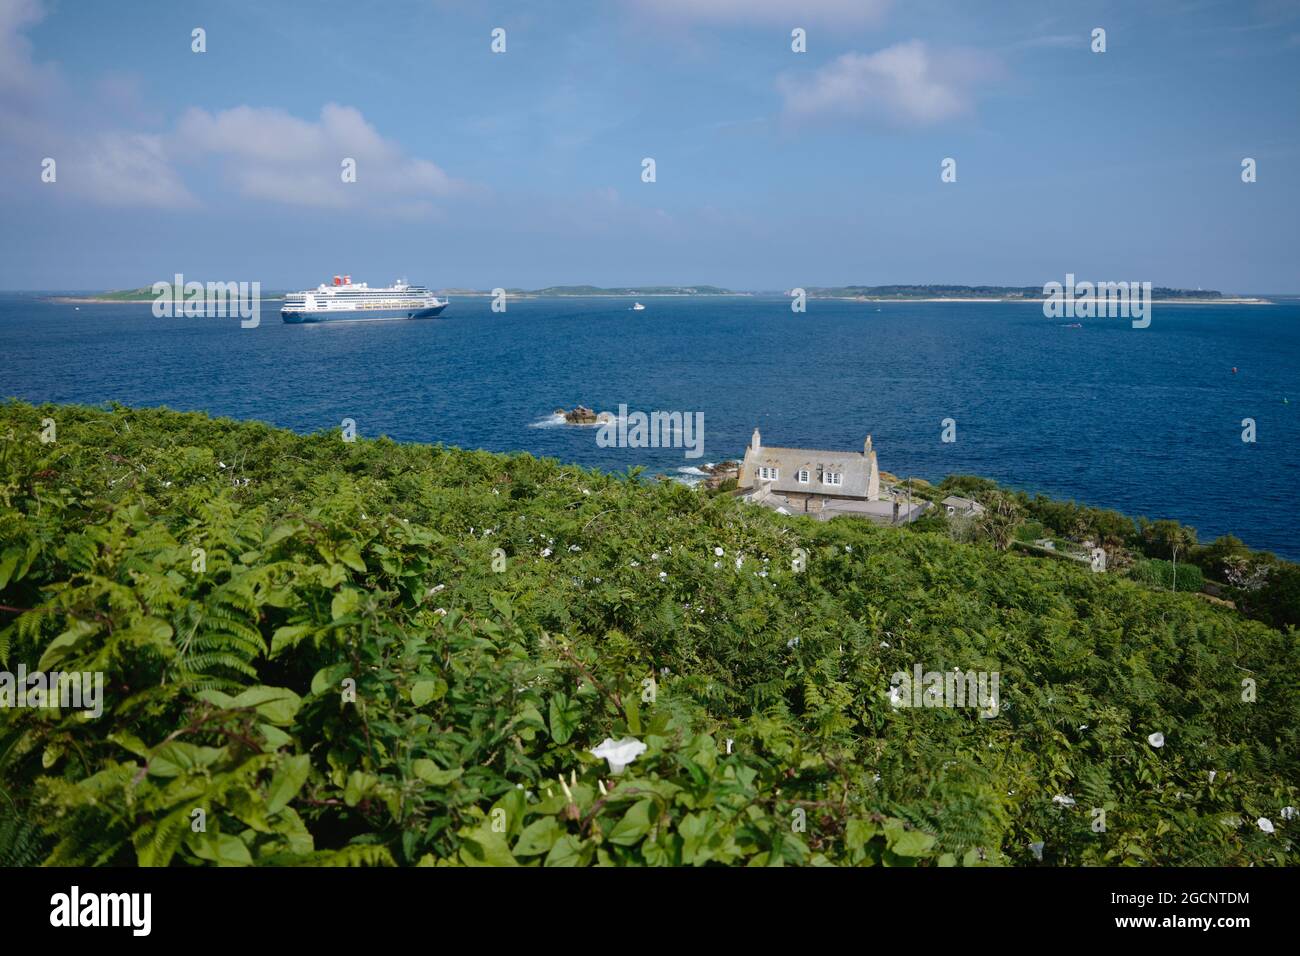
[{"xmin": 977, "ymin": 492, "xmax": 1021, "ymax": 552}]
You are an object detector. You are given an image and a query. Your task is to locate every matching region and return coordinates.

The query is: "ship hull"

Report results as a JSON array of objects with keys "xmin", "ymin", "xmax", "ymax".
[{"xmin": 281, "ymin": 303, "xmax": 447, "ymax": 324}]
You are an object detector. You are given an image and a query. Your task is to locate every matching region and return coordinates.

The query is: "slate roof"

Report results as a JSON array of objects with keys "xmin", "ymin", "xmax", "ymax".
[{"xmin": 739, "ymin": 430, "xmax": 878, "ymax": 499}]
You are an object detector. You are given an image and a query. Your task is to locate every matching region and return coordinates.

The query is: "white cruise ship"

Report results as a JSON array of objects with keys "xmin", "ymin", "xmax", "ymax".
[{"xmin": 281, "ymin": 275, "xmax": 448, "ymax": 323}]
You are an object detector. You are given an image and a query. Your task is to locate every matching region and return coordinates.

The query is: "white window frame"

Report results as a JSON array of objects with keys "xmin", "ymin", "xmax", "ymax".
[
  {"xmin": 758, "ymin": 466, "xmax": 779, "ymax": 481},
  {"xmin": 823, "ymin": 471, "xmax": 842, "ymax": 487},
  {"xmin": 797, "ymin": 469, "xmax": 809, "ymax": 484}
]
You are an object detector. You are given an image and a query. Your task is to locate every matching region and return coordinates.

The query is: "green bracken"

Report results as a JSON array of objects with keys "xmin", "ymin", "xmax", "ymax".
[{"xmin": 0, "ymin": 400, "xmax": 1295, "ymax": 866}]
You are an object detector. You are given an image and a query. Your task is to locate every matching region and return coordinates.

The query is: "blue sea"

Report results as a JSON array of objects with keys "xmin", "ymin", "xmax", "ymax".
[{"xmin": 2, "ymin": 293, "xmax": 1297, "ymax": 558}]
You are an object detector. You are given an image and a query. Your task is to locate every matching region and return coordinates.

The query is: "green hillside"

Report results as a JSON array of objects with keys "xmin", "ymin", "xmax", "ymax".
[{"xmin": 0, "ymin": 401, "xmax": 1294, "ymax": 866}]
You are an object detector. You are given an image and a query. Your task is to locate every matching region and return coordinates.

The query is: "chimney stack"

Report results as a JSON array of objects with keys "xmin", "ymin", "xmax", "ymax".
[{"xmin": 751, "ymin": 428, "xmax": 761, "ymax": 450}]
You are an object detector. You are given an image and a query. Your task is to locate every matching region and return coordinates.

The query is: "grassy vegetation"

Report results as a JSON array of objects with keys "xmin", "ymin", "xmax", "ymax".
[{"xmin": 0, "ymin": 401, "xmax": 1295, "ymax": 866}]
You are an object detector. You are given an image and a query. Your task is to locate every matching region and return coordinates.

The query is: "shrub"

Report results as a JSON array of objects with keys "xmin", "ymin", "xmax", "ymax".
[
  {"xmin": 1130, "ymin": 559, "xmax": 1204, "ymax": 593},
  {"xmin": 1, "ymin": 401, "xmax": 1295, "ymax": 867}
]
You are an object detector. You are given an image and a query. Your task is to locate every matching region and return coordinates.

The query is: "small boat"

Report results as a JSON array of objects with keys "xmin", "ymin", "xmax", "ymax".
[{"xmin": 632, "ymin": 302, "xmax": 646, "ymax": 311}]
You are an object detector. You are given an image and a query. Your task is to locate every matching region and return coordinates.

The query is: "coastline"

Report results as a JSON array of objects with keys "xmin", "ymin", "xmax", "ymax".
[
  {"xmin": 820, "ymin": 296, "xmax": 1273, "ymax": 305},
  {"xmin": 45, "ymin": 292, "xmax": 1272, "ymax": 306}
]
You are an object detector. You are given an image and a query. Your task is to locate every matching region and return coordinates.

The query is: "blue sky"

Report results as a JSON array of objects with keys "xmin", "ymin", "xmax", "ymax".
[{"xmin": 1, "ymin": 0, "xmax": 1297, "ymax": 291}]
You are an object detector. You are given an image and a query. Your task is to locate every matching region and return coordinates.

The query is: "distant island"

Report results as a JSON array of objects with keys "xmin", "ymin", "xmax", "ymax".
[
  {"xmin": 51, "ymin": 284, "xmax": 739, "ymax": 303},
  {"xmin": 435, "ymin": 285, "xmax": 742, "ymax": 297},
  {"xmin": 50, "ymin": 286, "xmax": 287, "ymax": 303},
  {"xmin": 48, "ymin": 283, "xmax": 1270, "ymax": 304},
  {"xmin": 805, "ymin": 284, "xmax": 1268, "ymax": 303}
]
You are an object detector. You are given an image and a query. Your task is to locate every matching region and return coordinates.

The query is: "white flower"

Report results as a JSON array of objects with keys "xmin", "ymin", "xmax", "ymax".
[
  {"xmin": 541, "ymin": 547, "xmax": 553, "ymax": 557},
  {"xmin": 630, "ymin": 560, "xmax": 640, "ymax": 568},
  {"xmin": 218, "ymin": 461, "xmax": 226, "ymax": 469},
  {"xmin": 880, "ymin": 641, "xmax": 890, "ymax": 648},
  {"xmin": 1052, "ymin": 795, "xmax": 1076, "ymax": 807},
  {"xmin": 1282, "ymin": 806, "xmax": 1297, "ymax": 821},
  {"xmin": 590, "ymin": 737, "xmax": 647, "ymax": 775},
  {"xmin": 888, "ymin": 685, "xmax": 906, "ymax": 707},
  {"xmin": 651, "ymin": 552, "xmax": 660, "ymax": 561},
  {"xmin": 1147, "ymin": 732, "xmax": 1165, "ymax": 748},
  {"xmin": 1209, "ymin": 770, "xmax": 1217, "ymax": 784},
  {"xmin": 787, "ymin": 637, "xmax": 800, "ymax": 649},
  {"xmin": 569, "ymin": 544, "xmax": 581, "ymax": 552},
  {"xmin": 845, "ymin": 545, "xmax": 853, "ymax": 552},
  {"xmin": 714, "ymin": 547, "xmax": 724, "ymax": 556},
  {"xmin": 1078, "ymin": 724, "xmax": 1088, "ymax": 731},
  {"xmin": 1258, "ymin": 817, "xmax": 1275, "ymax": 834},
  {"xmin": 735, "ymin": 557, "xmax": 743, "ymax": 569},
  {"xmin": 582, "ymin": 489, "xmax": 591, "ymax": 496},
  {"xmin": 759, "ymin": 570, "xmax": 768, "ymax": 577},
  {"xmin": 713, "ymin": 561, "xmax": 721, "ymax": 569},
  {"xmin": 658, "ymin": 571, "xmax": 667, "ymax": 581}
]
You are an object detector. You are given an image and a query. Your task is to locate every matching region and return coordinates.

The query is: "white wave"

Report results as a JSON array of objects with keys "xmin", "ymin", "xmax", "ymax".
[
  {"xmin": 529, "ymin": 410, "xmax": 614, "ymax": 428},
  {"xmin": 529, "ymin": 413, "xmax": 569, "ymax": 428}
]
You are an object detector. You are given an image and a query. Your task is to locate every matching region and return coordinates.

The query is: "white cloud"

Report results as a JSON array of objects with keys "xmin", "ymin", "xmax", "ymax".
[
  {"xmin": 0, "ymin": 0, "xmax": 53, "ymax": 96},
  {"xmin": 778, "ymin": 40, "xmax": 999, "ymax": 126},
  {"xmin": 173, "ymin": 104, "xmax": 467, "ymax": 209},
  {"xmin": 76, "ymin": 131, "xmax": 198, "ymax": 208},
  {"xmin": 0, "ymin": 2, "xmax": 469, "ymax": 213},
  {"xmin": 631, "ymin": 0, "xmax": 891, "ymax": 25}
]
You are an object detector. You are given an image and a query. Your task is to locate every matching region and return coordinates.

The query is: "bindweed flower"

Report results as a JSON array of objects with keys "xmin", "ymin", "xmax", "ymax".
[
  {"xmin": 1147, "ymin": 732, "xmax": 1165, "ymax": 748},
  {"xmin": 590, "ymin": 737, "xmax": 647, "ymax": 775},
  {"xmin": 658, "ymin": 571, "xmax": 667, "ymax": 581},
  {"xmin": 1282, "ymin": 806, "xmax": 1297, "ymax": 821},
  {"xmin": 541, "ymin": 547, "xmax": 553, "ymax": 557},
  {"xmin": 1258, "ymin": 817, "xmax": 1275, "ymax": 834},
  {"xmin": 1052, "ymin": 795, "xmax": 1076, "ymax": 807}
]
